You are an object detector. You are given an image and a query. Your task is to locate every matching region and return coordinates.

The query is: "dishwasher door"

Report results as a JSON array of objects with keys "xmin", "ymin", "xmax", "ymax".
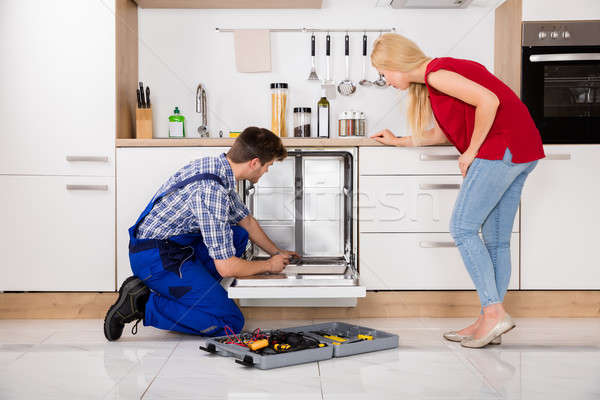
[{"xmin": 226, "ymin": 148, "xmax": 365, "ymax": 307}]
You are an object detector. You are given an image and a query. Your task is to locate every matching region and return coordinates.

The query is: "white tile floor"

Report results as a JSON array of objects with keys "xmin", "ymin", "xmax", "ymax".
[{"xmin": 1, "ymin": 317, "xmax": 599, "ymax": 399}]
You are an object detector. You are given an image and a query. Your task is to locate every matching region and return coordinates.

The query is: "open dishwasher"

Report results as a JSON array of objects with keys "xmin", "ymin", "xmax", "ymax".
[{"xmin": 226, "ymin": 149, "xmax": 366, "ymax": 307}]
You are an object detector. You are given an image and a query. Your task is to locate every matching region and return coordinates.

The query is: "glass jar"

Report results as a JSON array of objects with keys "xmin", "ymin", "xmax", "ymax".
[
  {"xmin": 270, "ymin": 83, "xmax": 288, "ymax": 137},
  {"xmin": 338, "ymin": 111, "xmax": 351, "ymax": 137},
  {"xmin": 293, "ymin": 107, "xmax": 311, "ymax": 137},
  {"xmin": 357, "ymin": 111, "xmax": 366, "ymax": 136},
  {"xmin": 338, "ymin": 110, "xmax": 366, "ymax": 136}
]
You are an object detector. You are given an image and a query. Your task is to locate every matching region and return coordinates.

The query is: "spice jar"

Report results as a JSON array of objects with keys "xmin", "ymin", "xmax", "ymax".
[
  {"xmin": 270, "ymin": 83, "xmax": 288, "ymax": 137},
  {"xmin": 338, "ymin": 110, "xmax": 366, "ymax": 136},
  {"xmin": 357, "ymin": 111, "xmax": 366, "ymax": 136},
  {"xmin": 338, "ymin": 111, "xmax": 352, "ymax": 136},
  {"xmin": 293, "ymin": 107, "xmax": 311, "ymax": 137}
]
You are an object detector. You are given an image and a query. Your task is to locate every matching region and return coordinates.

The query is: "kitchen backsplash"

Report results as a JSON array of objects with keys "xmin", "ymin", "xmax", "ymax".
[{"xmin": 138, "ymin": 0, "xmax": 496, "ymax": 139}]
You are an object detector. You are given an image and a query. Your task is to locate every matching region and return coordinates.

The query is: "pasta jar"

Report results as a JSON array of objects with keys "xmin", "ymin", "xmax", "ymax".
[{"xmin": 270, "ymin": 83, "xmax": 288, "ymax": 137}]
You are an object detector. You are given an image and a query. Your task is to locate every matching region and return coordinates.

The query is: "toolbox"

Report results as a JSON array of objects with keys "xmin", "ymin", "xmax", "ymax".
[
  {"xmin": 282, "ymin": 321, "xmax": 399, "ymax": 358},
  {"xmin": 199, "ymin": 322, "xmax": 399, "ymax": 370}
]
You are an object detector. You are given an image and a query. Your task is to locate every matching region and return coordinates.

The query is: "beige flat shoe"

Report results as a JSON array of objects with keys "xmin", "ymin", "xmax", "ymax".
[
  {"xmin": 461, "ymin": 314, "xmax": 515, "ymax": 348},
  {"xmin": 443, "ymin": 331, "xmax": 501, "ymax": 344}
]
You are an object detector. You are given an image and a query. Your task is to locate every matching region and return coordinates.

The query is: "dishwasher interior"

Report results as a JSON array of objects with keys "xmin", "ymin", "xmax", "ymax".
[{"xmin": 230, "ymin": 149, "xmax": 360, "ymax": 292}]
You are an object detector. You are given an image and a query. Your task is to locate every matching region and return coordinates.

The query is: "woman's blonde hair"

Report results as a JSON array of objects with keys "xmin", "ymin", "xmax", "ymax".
[{"xmin": 371, "ymin": 33, "xmax": 432, "ymax": 144}]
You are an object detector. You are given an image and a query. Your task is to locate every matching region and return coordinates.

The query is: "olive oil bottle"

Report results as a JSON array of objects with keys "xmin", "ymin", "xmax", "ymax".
[{"xmin": 317, "ymin": 88, "xmax": 330, "ymax": 138}]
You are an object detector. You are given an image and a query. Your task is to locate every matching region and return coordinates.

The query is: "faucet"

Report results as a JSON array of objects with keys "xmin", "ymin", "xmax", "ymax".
[{"xmin": 196, "ymin": 84, "xmax": 208, "ymax": 137}]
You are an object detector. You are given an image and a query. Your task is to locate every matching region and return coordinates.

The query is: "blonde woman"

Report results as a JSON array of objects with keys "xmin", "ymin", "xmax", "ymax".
[{"xmin": 370, "ymin": 33, "xmax": 545, "ymax": 348}]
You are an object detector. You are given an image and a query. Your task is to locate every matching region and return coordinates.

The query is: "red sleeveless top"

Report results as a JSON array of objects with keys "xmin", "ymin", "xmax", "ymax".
[{"xmin": 424, "ymin": 57, "xmax": 545, "ymax": 163}]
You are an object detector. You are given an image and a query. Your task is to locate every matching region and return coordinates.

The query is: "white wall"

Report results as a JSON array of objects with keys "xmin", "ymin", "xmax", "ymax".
[
  {"xmin": 523, "ymin": 0, "xmax": 600, "ymax": 21},
  {"xmin": 139, "ymin": 0, "xmax": 498, "ymax": 138}
]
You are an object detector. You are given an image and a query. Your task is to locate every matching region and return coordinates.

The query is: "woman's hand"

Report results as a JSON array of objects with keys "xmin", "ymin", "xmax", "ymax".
[
  {"xmin": 458, "ymin": 150, "xmax": 477, "ymax": 177},
  {"xmin": 370, "ymin": 129, "xmax": 398, "ymax": 146}
]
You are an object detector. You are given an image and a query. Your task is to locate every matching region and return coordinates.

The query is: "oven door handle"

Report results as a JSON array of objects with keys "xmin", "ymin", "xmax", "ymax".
[{"xmin": 529, "ymin": 53, "xmax": 600, "ymax": 62}]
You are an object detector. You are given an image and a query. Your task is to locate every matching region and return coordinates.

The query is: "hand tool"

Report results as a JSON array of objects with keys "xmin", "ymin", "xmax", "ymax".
[{"xmin": 247, "ymin": 339, "xmax": 269, "ymax": 351}]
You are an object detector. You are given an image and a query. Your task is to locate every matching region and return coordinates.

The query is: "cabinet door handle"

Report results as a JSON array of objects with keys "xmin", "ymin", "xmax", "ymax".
[
  {"xmin": 66, "ymin": 184, "xmax": 109, "ymax": 191},
  {"xmin": 419, "ymin": 154, "xmax": 459, "ymax": 161},
  {"xmin": 419, "ymin": 241, "xmax": 456, "ymax": 248},
  {"xmin": 66, "ymin": 155, "xmax": 109, "ymax": 162},
  {"xmin": 545, "ymin": 154, "xmax": 571, "ymax": 160},
  {"xmin": 419, "ymin": 184, "xmax": 461, "ymax": 190}
]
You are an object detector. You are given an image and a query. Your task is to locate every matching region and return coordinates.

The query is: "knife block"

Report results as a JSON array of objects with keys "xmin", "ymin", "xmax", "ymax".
[{"xmin": 135, "ymin": 108, "xmax": 153, "ymax": 139}]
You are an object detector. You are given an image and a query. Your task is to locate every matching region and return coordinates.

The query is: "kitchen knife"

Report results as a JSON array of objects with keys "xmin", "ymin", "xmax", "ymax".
[
  {"xmin": 139, "ymin": 82, "xmax": 146, "ymax": 108},
  {"xmin": 136, "ymin": 89, "xmax": 142, "ymax": 108},
  {"xmin": 146, "ymin": 86, "xmax": 151, "ymax": 108}
]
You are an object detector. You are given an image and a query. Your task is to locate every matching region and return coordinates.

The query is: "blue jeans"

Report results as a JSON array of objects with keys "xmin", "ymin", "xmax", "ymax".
[{"xmin": 450, "ymin": 148, "xmax": 538, "ymax": 308}]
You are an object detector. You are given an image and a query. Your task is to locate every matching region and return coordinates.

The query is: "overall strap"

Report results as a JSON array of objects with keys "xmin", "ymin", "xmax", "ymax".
[{"xmin": 132, "ymin": 173, "xmax": 224, "ymax": 237}]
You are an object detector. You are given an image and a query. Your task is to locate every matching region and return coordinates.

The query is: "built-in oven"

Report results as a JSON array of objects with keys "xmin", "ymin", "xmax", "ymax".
[{"xmin": 521, "ymin": 20, "xmax": 600, "ymax": 144}]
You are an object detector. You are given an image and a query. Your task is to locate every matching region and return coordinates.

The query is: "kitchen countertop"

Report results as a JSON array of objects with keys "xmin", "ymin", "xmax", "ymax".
[{"xmin": 116, "ymin": 138, "xmax": 385, "ymax": 147}]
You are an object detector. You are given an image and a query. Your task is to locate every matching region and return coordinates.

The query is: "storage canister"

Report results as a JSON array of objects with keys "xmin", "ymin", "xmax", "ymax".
[
  {"xmin": 293, "ymin": 107, "xmax": 311, "ymax": 137},
  {"xmin": 338, "ymin": 111, "xmax": 351, "ymax": 137},
  {"xmin": 357, "ymin": 111, "xmax": 366, "ymax": 136},
  {"xmin": 270, "ymin": 83, "xmax": 288, "ymax": 137}
]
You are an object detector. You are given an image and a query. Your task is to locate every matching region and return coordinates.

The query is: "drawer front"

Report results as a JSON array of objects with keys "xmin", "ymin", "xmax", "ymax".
[
  {"xmin": 359, "ymin": 176, "xmax": 519, "ymax": 233},
  {"xmin": 359, "ymin": 233, "xmax": 519, "ymax": 290},
  {"xmin": 0, "ymin": 175, "xmax": 115, "ymax": 291},
  {"xmin": 359, "ymin": 147, "xmax": 461, "ymax": 175}
]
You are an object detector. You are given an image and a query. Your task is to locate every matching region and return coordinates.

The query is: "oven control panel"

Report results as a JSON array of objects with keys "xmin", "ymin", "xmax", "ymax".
[{"xmin": 523, "ymin": 21, "xmax": 600, "ymax": 46}]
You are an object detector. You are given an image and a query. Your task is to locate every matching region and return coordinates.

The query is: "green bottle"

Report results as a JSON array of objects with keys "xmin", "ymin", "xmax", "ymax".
[
  {"xmin": 317, "ymin": 88, "xmax": 330, "ymax": 138},
  {"xmin": 168, "ymin": 106, "xmax": 185, "ymax": 138}
]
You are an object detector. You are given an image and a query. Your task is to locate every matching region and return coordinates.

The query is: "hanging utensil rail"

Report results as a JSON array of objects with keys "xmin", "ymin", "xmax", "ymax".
[{"xmin": 216, "ymin": 27, "xmax": 395, "ymax": 33}]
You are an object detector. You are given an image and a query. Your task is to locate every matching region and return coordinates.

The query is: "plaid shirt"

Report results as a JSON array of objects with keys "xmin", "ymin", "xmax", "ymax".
[{"xmin": 136, "ymin": 153, "xmax": 249, "ymax": 260}]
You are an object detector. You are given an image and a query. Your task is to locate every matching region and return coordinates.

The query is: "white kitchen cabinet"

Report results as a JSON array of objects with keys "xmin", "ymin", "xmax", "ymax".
[
  {"xmin": 359, "ymin": 175, "xmax": 519, "ymax": 233},
  {"xmin": 0, "ymin": 175, "xmax": 115, "ymax": 291},
  {"xmin": 116, "ymin": 147, "xmax": 230, "ymax": 286},
  {"xmin": 359, "ymin": 147, "xmax": 461, "ymax": 175},
  {"xmin": 521, "ymin": 145, "xmax": 600, "ymax": 289},
  {"xmin": 360, "ymin": 232, "xmax": 519, "ymax": 290},
  {"xmin": 0, "ymin": 0, "xmax": 115, "ymax": 176}
]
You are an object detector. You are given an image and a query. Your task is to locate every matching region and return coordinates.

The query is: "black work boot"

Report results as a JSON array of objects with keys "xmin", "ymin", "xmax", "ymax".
[{"xmin": 104, "ymin": 276, "xmax": 150, "ymax": 341}]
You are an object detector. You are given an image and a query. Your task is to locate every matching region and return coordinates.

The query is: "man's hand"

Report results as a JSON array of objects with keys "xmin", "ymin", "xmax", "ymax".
[
  {"xmin": 268, "ymin": 253, "xmax": 291, "ymax": 273},
  {"xmin": 370, "ymin": 129, "xmax": 399, "ymax": 146},
  {"xmin": 458, "ymin": 150, "xmax": 477, "ymax": 177},
  {"xmin": 275, "ymin": 249, "xmax": 301, "ymax": 259}
]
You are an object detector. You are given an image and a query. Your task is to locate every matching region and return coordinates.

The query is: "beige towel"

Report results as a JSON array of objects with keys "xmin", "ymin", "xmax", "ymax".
[{"xmin": 233, "ymin": 29, "xmax": 271, "ymax": 73}]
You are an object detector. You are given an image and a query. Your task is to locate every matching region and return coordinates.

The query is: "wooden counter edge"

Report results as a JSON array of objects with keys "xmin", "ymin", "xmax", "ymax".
[{"xmin": 116, "ymin": 138, "xmax": 386, "ymax": 147}]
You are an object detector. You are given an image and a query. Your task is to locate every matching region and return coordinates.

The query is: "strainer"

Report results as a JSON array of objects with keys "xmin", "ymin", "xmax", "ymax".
[{"xmin": 337, "ymin": 34, "xmax": 356, "ymax": 96}]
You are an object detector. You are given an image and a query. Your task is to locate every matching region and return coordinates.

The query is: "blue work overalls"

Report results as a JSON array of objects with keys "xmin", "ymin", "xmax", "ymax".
[{"xmin": 128, "ymin": 173, "xmax": 248, "ymax": 336}]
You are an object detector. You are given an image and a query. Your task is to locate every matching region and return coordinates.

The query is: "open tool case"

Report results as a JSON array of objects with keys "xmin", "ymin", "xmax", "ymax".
[{"xmin": 199, "ymin": 322, "xmax": 399, "ymax": 370}]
